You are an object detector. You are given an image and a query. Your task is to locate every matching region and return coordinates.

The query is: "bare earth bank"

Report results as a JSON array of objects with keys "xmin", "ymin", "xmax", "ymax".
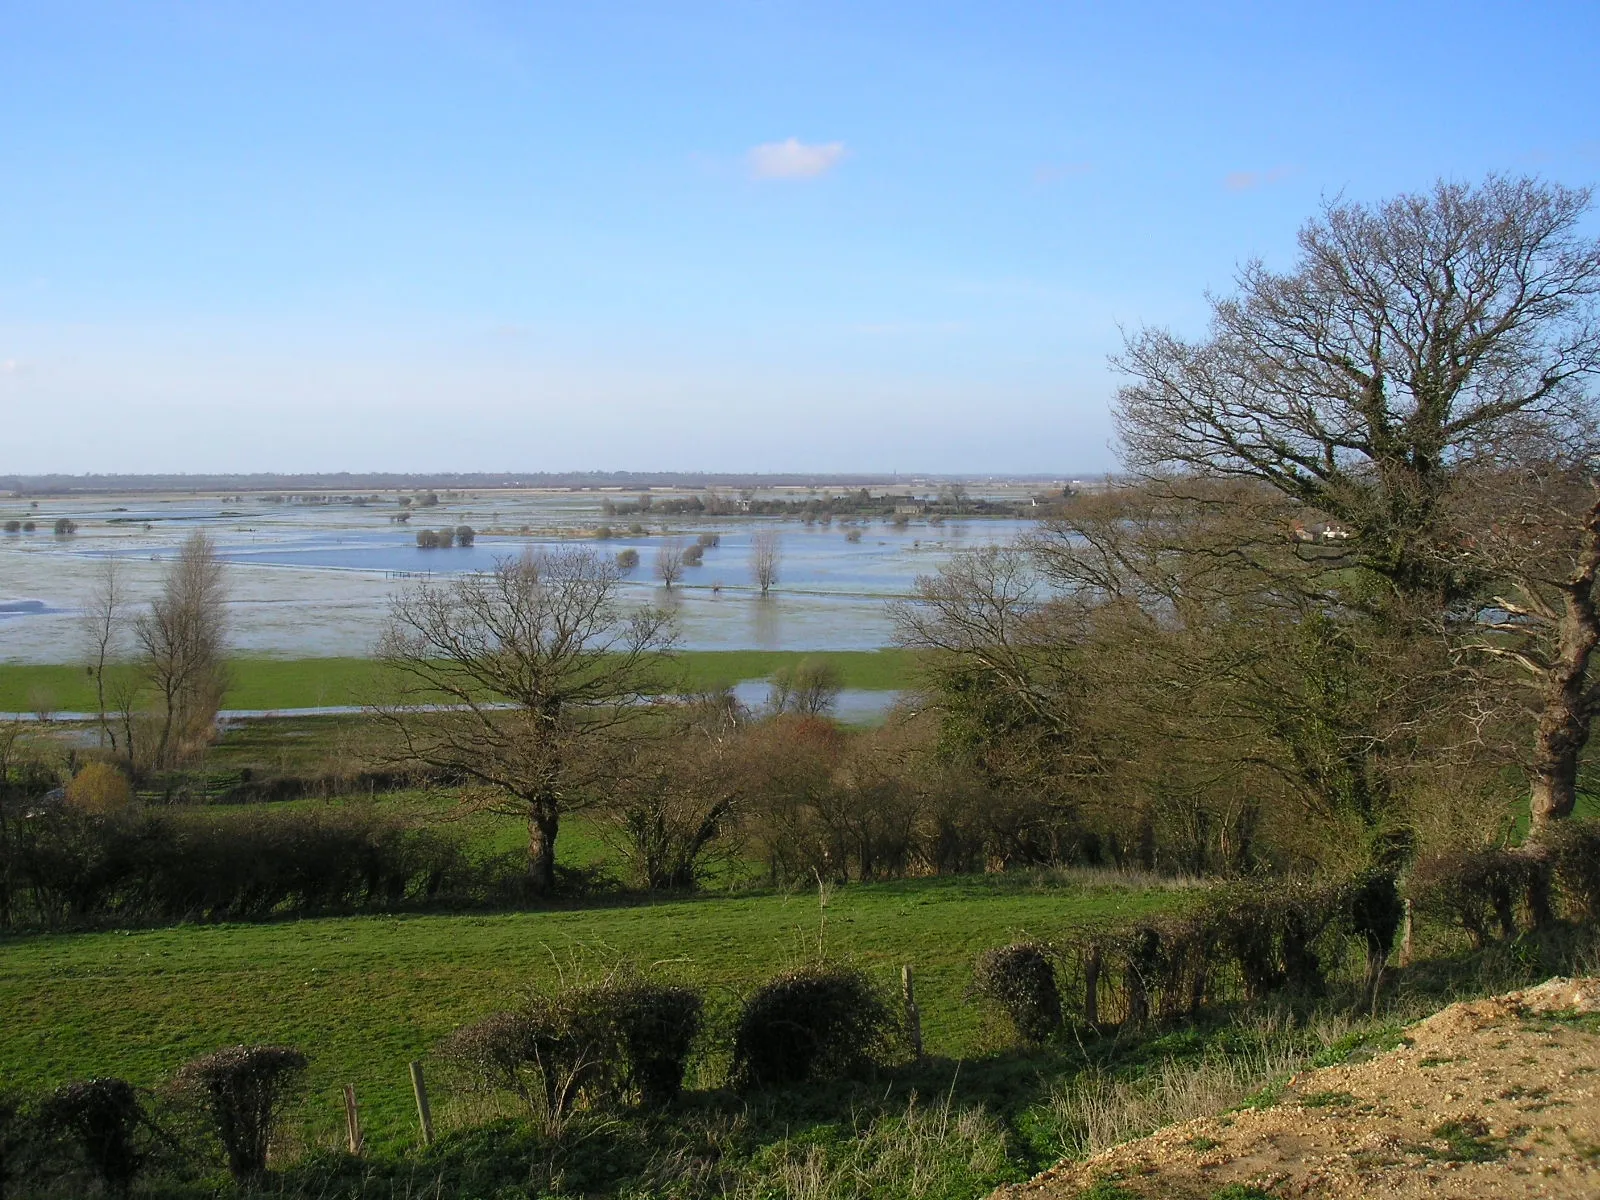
[{"xmin": 999, "ymin": 977, "xmax": 1600, "ymax": 1200}]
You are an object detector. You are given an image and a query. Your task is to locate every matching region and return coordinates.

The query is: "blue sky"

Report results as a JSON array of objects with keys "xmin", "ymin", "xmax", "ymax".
[{"xmin": 2, "ymin": 2, "xmax": 1597, "ymax": 475}]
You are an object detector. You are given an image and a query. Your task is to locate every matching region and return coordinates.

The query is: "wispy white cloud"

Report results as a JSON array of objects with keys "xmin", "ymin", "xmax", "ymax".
[
  {"xmin": 748, "ymin": 137, "xmax": 847, "ymax": 180},
  {"xmin": 1224, "ymin": 165, "xmax": 1296, "ymax": 192}
]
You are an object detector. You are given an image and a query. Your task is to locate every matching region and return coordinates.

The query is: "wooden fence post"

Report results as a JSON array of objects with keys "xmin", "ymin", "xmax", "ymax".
[
  {"xmin": 343, "ymin": 1084, "xmax": 364, "ymax": 1155},
  {"xmin": 409, "ymin": 1060, "xmax": 434, "ymax": 1146},
  {"xmin": 901, "ymin": 964, "xmax": 923, "ymax": 1062},
  {"xmin": 1399, "ymin": 898, "xmax": 1414, "ymax": 968}
]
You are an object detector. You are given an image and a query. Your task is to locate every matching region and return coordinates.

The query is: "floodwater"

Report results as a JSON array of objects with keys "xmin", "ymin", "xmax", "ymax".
[{"xmin": 0, "ymin": 489, "xmax": 1038, "ymax": 664}]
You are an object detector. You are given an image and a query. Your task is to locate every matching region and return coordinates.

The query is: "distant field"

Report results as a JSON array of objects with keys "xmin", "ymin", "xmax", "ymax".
[
  {"xmin": 0, "ymin": 649, "xmax": 917, "ymax": 712},
  {"xmin": 0, "ymin": 875, "xmax": 1171, "ymax": 1154}
]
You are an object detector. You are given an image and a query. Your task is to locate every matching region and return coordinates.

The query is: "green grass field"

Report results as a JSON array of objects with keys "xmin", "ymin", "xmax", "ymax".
[
  {"xmin": 0, "ymin": 875, "xmax": 1169, "ymax": 1155},
  {"xmin": 0, "ymin": 649, "xmax": 916, "ymax": 713}
]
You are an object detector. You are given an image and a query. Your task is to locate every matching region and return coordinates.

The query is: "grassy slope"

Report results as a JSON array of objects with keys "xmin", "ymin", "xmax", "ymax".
[
  {"xmin": 0, "ymin": 650, "xmax": 916, "ymax": 712},
  {"xmin": 0, "ymin": 877, "xmax": 1167, "ymax": 1154}
]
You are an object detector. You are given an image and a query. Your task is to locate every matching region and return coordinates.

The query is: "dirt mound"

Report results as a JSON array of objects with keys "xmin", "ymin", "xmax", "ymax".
[{"xmin": 1000, "ymin": 977, "xmax": 1600, "ymax": 1199}]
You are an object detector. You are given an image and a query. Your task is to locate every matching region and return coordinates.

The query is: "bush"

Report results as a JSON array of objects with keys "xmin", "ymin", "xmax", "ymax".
[
  {"xmin": 37, "ymin": 1078, "xmax": 151, "ymax": 1197},
  {"xmin": 53, "ymin": 518, "xmax": 77, "ymax": 536},
  {"xmin": 0, "ymin": 1091, "xmax": 20, "ymax": 1199},
  {"xmin": 8, "ymin": 805, "xmax": 477, "ymax": 928},
  {"xmin": 440, "ymin": 1010, "xmax": 548, "ymax": 1112},
  {"xmin": 973, "ymin": 943, "xmax": 1061, "ymax": 1043},
  {"xmin": 845, "ymin": 528, "xmax": 863, "ymax": 542},
  {"xmin": 616, "ymin": 548, "xmax": 639, "ymax": 570},
  {"xmin": 732, "ymin": 963, "xmax": 894, "ymax": 1088},
  {"xmin": 436, "ymin": 526, "xmax": 456, "ymax": 548},
  {"xmin": 64, "ymin": 762, "xmax": 133, "ymax": 815},
  {"xmin": 442, "ymin": 972, "xmax": 704, "ymax": 1120},
  {"xmin": 442, "ymin": 992, "xmax": 613, "ymax": 1128},
  {"xmin": 602, "ymin": 979, "xmax": 704, "ymax": 1106},
  {"xmin": 20, "ymin": 521, "xmax": 34, "ymax": 533},
  {"xmin": 1546, "ymin": 819, "xmax": 1600, "ymax": 920},
  {"xmin": 174, "ymin": 1045, "xmax": 307, "ymax": 1182},
  {"xmin": 455, "ymin": 525, "xmax": 476, "ymax": 547},
  {"xmin": 1409, "ymin": 847, "xmax": 1550, "ymax": 947},
  {"xmin": 696, "ymin": 532, "xmax": 720, "ymax": 548},
  {"xmin": 595, "ymin": 525, "xmax": 614, "ymax": 540},
  {"xmin": 1, "ymin": 521, "xmax": 18, "ymax": 534},
  {"xmin": 416, "ymin": 529, "xmax": 440, "ymax": 549},
  {"xmin": 681, "ymin": 543, "xmax": 704, "ymax": 566},
  {"xmin": 1346, "ymin": 869, "xmax": 1404, "ymax": 989}
]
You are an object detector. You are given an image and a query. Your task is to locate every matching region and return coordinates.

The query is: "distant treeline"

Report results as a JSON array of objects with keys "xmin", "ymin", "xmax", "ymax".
[
  {"xmin": 1, "ymin": 471, "xmax": 1086, "ymax": 496},
  {"xmin": 602, "ymin": 486, "xmax": 1053, "ymax": 518}
]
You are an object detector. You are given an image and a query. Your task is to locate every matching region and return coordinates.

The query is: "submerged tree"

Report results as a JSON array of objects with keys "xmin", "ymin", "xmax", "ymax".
[
  {"xmin": 655, "ymin": 537, "xmax": 685, "ymax": 589},
  {"xmin": 376, "ymin": 548, "xmax": 676, "ymax": 894},
  {"xmin": 750, "ymin": 530, "xmax": 781, "ymax": 595}
]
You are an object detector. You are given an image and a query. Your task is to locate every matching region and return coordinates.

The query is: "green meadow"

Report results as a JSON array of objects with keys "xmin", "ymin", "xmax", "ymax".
[
  {"xmin": 0, "ymin": 875, "xmax": 1171, "ymax": 1155},
  {"xmin": 0, "ymin": 649, "xmax": 916, "ymax": 712}
]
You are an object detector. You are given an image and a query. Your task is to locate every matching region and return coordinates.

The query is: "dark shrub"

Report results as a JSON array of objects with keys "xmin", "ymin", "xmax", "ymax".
[
  {"xmin": 37, "ymin": 1078, "xmax": 150, "ymax": 1197},
  {"xmin": 174, "ymin": 1045, "xmax": 307, "ymax": 1183},
  {"xmin": 732, "ymin": 963, "xmax": 893, "ymax": 1088},
  {"xmin": 616, "ymin": 548, "xmax": 640, "ymax": 570},
  {"xmin": 1546, "ymin": 819, "xmax": 1600, "ymax": 920},
  {"xmin": 443, "ymin": 972, "xmax": 702, "ymax": 1117},
  {"xmin": 442, "ymin": 988, "xmax": 615, "ymax": 1126},
  {"xmin": 1347, "ymin": 870, "xmax": 1403, "ymax": 968},
  {"xmin": 681, "ymin": 543, "xmax": 704, "ymax": 566},
  {"xmin": 603, "ymin": 980, "xmax": 704, "ymax": 1106},
  {"xmin": 53, "ymin": 518, "xmax": 77, "ymax": 536},
  {"xmin": 440, "ymin": 1011, "xmax": 546, "ymax": 1111},
  {"xmin": 0, "ymin": 1091, "xmax": 19, "ymax": 1200},
  {"xmin": 1345, "ymin": 868, "xmax": 1404, "ymax": 1008},
  {"xmin": 696, "ymin": 532, "xmax": 720, "ymax": 548},
  {"xmin": 972, "ymin": 943, "xmax": 1061, "ymax": 1043},
  {"xmin": 9, "ymin": 806, "xmax": 476, "ymax": 928},
  {"xmin": 416, "ymin": 529, "xmax": 440, "ymax": 549},
  {"xmin": 1410, "ymin": 848, "xmax": 1550, "ymax": 947},
  {"xmin": 455, "ymin": 525, "xmax": 476, "ymax": 547}
]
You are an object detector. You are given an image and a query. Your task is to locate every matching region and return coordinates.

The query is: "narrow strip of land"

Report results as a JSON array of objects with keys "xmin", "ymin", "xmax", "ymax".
[{"xmin": 0, "ymin": 648, "xmax": 917, "ymax": 712}]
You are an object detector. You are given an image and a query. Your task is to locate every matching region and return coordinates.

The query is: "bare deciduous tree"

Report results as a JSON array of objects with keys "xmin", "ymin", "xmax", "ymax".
[
  {"xmin": 1116, "ymin": 176, "xmax": 1600, "ymax": 603},
  {"xmin": 750, "ymin": 530, "xmax": 781, "ymax": 594},
  {"xmin": 80, "ymin": 556, "xmax": 127, "ymax": 752},
  {"xmin": 767, "ymin": 658, "xmax": 843, "ymax": 717},
  {"xmin": 600, "ymin": 692, "xmax": 747, "ymax": 890},
  {"xmin": 375, "ymin": 548, "xmax": 676, "ymax": 894},
  {"xmin": 133, "ymin": 533, "xmax": 229, "ymax": 769},
  {"xmin": 655, "ymin": 538, "xmax": 685, "ymax": 589}
]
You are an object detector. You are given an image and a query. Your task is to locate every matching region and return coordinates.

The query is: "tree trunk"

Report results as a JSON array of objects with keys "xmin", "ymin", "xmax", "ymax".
[
  {"xmin": 528, "ymin": 809, "xmax": 559, "ymax": 896},
  {"xmin": 1529, "ymin": 497, "xmax": 1600, "ymax": 830}
]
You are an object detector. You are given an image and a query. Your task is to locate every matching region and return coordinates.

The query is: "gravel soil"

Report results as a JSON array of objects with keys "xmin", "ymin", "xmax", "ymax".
[{"xmin": 999, "ymin": 977, "xmax": 1600, "ymax": 1200}]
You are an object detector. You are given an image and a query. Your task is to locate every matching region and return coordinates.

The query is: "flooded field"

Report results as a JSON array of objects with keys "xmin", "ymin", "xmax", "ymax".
[{"xmin": 0, "ymin": 488, "xmax": 1037, "ymax": 664}]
